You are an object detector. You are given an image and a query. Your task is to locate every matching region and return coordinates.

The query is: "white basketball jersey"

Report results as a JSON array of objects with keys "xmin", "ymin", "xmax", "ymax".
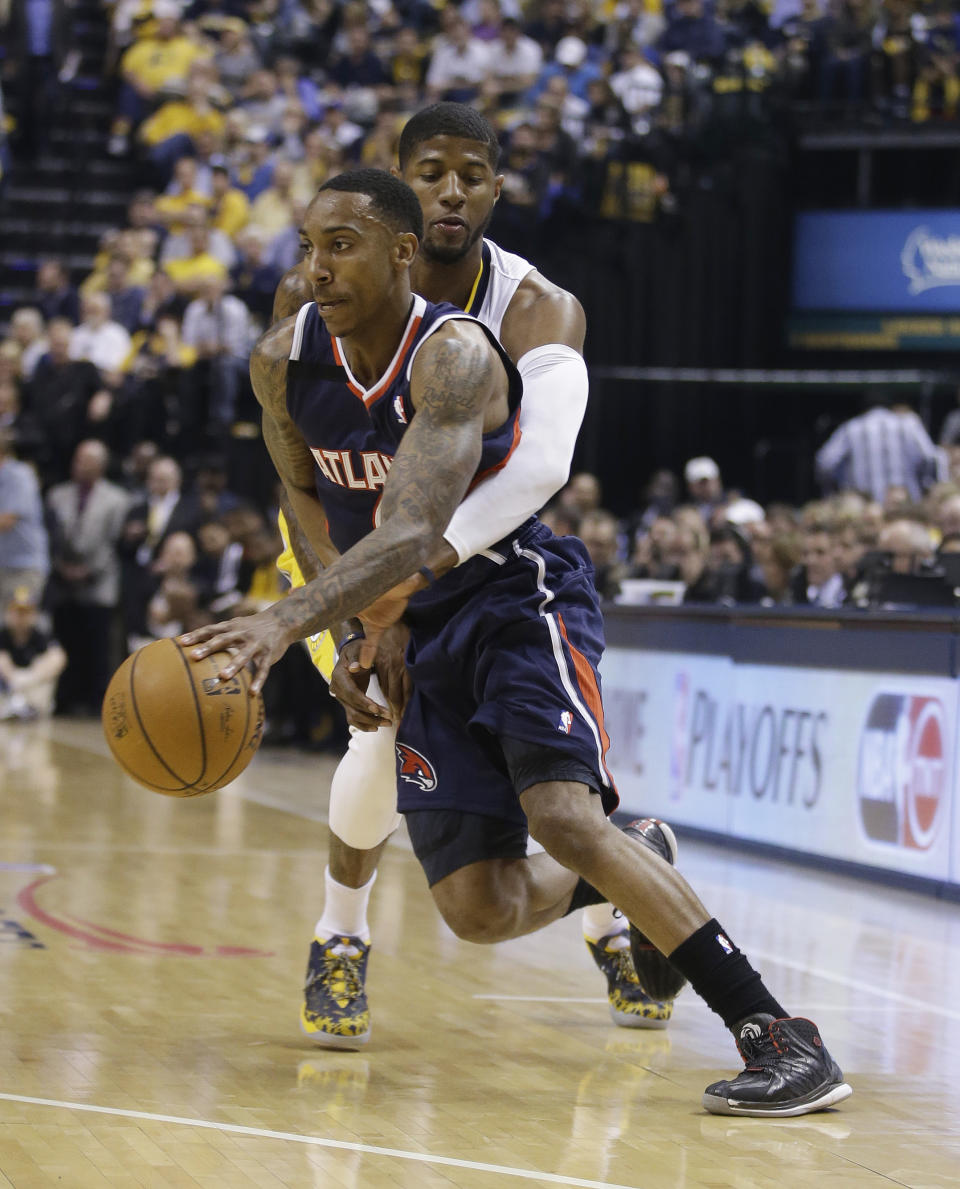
[{"xmin": 467, "ymin": 239, "xmax": 535, "ymax": 339}]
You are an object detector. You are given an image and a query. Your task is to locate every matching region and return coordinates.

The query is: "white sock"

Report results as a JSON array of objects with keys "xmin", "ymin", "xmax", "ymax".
[
  {"xmin": 582, "ymin": 903, "xmax": 628, "ymax": 947},
  {"xmin": 315, "ymin": 866, "xmax": 376, "ymax": 944}
]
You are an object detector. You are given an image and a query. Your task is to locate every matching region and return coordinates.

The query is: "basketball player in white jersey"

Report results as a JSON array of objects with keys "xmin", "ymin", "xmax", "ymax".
[{"xmin": 272, "ymin": 104, "xmax": 681, "ymax": 1047}]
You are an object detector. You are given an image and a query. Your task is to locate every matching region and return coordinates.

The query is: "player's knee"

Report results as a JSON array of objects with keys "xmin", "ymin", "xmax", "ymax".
[{"xmin": 430, "ymin": 870, "xmax": 523, "ymax": 943}]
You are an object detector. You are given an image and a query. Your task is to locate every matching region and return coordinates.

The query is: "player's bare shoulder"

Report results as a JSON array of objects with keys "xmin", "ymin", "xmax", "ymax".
[
  {"xmin": 500, "ymin": 269, "xmax": 586, "ymax": 359},
  {"xmin": 250, "ymin": 316, "xmax": 297, "ymax": 416}
]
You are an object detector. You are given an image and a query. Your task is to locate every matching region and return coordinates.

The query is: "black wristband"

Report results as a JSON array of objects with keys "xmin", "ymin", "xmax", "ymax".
[
  {"xmin": 336, "ymin": 630, "xmax": 365, "ymax": 652},
  {"xmin": 419, "ymin": 565, "xmax": 437, "ymax": 585}
]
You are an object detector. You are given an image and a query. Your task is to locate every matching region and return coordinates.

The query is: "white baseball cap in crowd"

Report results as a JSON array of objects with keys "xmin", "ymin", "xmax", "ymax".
[
  {"xmin": 555, "ymin": 36, "xmax": 588, "ymax": 68},
  {"xmin": 725, "ymin": 497, "xmax": 766, "ymax": 526},
  {"xmin": 684, "ymin": 456, "xmax": 720, "ymax": 484}
]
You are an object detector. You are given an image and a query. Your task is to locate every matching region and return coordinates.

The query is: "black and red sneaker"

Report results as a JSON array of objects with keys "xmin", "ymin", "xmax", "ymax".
[
  {"xmin": 621, "ymin": 818, "xmax": 688, "ymax": 1000},
  {"xmin": 703, "ymin": 1014, "xmax": 853, "ymax": 1117}
]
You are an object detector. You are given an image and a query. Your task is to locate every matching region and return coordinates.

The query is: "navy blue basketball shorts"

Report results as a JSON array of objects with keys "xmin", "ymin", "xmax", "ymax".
[{"xmin": 395, "ymin": 519, "xmax": 619, "ymax": 885}]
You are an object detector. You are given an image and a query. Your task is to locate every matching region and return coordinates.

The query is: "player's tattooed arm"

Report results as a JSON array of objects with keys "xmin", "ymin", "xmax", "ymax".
[
  {"xmin": 251, "ymin": 321, "xmax": 340, "ymax": 570},
  {"xmin": 186, "ymin": 324, "xmax": 506, "ymax": 688}
]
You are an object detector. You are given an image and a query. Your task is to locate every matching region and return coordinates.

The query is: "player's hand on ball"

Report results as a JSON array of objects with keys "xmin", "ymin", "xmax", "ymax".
[{"xmin": 181, "ymin": 609, "xmax": 294, "ymax": 693}]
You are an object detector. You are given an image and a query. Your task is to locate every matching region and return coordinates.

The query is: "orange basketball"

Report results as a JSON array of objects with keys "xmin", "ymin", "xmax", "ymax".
[{"xmin": 101, "ymin": 638, "xmax": 265, "ymax": 796}]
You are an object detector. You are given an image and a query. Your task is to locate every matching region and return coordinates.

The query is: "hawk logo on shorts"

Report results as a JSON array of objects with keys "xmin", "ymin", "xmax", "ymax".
[{"xmin": 396, "ymin": 743, "xmax": 437, "ymax": 791}]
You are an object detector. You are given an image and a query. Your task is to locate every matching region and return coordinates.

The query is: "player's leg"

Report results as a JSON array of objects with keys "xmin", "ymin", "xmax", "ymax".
[
  {"xmin": 301, "ymin": 714, "xmax": 401, "ymax": 1049},
  {"xmin": 516, "ymin": 776, "xmax": 851, "ymax": 1117}
]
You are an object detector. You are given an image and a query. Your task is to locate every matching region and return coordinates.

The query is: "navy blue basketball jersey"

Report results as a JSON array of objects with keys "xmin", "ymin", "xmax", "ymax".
[{"xmin": 285, "ymin": 294, "xmax": 522, "ymax": 554}]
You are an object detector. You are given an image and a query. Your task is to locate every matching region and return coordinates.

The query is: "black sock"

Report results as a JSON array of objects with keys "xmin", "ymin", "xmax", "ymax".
[
  {"xmin": 564, "ymin": 877, "xmax": 606, "ymax": 915},
  {"xmin": 668, "ymin": 919, "xmax": 787, "ymax": 1030}
]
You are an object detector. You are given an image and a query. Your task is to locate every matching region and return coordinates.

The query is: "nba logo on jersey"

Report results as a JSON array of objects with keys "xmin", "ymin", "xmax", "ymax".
[
  {"xmin": 558, "ymin": 710, "xmax": 573, "ymax": 735},
  {"xmin": 396, "ymin": 743, "xmax": 437, "ymax": 791},
  {"xmin": 393, "ymin": 392, "xmax": 407, "ymax": 424}
]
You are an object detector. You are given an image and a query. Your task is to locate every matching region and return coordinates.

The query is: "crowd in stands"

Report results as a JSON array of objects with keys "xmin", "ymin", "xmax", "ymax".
[
  {"xmin": 2, "ymin": 0, "xmax": 960, "ymax": 730},
  {"xmin": 554, "ymin": 397, "xmax": 960, "ymax": 613}
]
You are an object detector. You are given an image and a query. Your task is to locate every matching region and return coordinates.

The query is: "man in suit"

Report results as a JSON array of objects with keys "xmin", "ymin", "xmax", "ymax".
[
  {"xmin": 46, "ymin": 440, "xmax": 129, "ymax": 714},
  {"xmin": 120, "ymin": 455, "xmax": 200, "ymax": 645}
]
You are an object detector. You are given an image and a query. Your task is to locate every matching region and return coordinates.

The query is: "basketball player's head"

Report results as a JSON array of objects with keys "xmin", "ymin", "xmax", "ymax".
[
  {"xmin": 303, "ymin": 169, "xmax": 422, "ymax": 336},
  {"xmin": 396, "ymin": 103, "xmax": 503, "ymax": 264}
]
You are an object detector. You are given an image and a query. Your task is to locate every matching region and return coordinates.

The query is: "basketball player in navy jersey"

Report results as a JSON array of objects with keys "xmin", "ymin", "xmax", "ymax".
[
  {"xmin": 270, "ymin": 104, "xmax": 678, "ymax": 1049},
  {"xmin": 184, "ymin": 169, "xmax": 851, "ymax": 1117}
]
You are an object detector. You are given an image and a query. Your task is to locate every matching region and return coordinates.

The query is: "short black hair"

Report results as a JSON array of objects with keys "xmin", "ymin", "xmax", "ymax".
[
  {"xmin": 317, "ymin": 168, "xmax": 424, "ymax": 240},
  {"xmin": 398, "ymin": 102, "xmax": 501, "ymax": 171}
]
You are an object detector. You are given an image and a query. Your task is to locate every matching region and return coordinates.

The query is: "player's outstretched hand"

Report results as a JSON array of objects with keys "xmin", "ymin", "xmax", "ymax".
[
  {"xmin": 329, "ymin": 638, "xmax": 393, "ymax": 732},
  {"xmin": 180, "ymin": 609, "xmax": 295, "ymax": 694}
]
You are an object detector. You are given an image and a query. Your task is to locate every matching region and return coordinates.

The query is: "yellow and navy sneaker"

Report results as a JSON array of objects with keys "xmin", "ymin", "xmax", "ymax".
[
  {"xmin": 586, "ymin": 931, "xmax": 673, "ymax": 1029},
  {"xmin": 300, "ymin": 933, "xmax": 371, "ymax": 1049}
]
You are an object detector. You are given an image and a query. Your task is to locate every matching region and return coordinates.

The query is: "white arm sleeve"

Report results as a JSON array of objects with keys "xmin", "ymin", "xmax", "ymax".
[{"xmin": 442, "ymin": 343, "xmax": 588, "ymax": 564}]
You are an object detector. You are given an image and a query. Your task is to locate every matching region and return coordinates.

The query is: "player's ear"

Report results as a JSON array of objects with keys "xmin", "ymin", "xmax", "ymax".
[
  {"xmin": 390, "ymin": 163, "xmax": 402, "ymax": 180},
  {"xmin": 493, "ymin": 173, "xmax": 504, "ymax": 203},
  {"xmin": 394, "ymin": 231, "xmax": 419, "ymax": 267}
]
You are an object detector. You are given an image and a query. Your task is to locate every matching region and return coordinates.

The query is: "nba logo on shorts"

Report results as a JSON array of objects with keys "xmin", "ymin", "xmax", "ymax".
[
  {"xmin": 558, "ymin": 710, "xmax": 573, "ymax": 735},
  {"xmin": 396, "ymin": 743, "xmax": 437, "ymax": 791},
  {"xmin": 857, "ymin": 693, "xmax": 946, "ymax": 850}
]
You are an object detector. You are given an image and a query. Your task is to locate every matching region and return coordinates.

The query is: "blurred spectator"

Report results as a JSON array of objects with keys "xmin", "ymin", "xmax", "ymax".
[
  {"xmin": 532, "ymin": 35, "xmax": 603, "ymax": 102},
  {"xmin": 155, "ymin": 158, "xmax": 214, "ymax": 230},
  {"xmin": 658, "ymin": 0, "xmax": 728, "ymax": 66},
  {"xmin": 329, "ymin": 24, "xmax": 391, "ymax": 91},
  {"xmin": 818, "ymin": 0, "xmax": 874, "ymax": 107},
  {"xmin": 0, "ymin": 430, "xmax": 49, "ymax": 609},
  {"xmin": 684, "ymin": 524, "xmax": 767, "ymax": 603},
  {"xmin": 878, "ymin": 517, "xmax": 937, "ymax": 574},
  {"xmin": 232, "ymin": 229, "xmax": 284, "ymax": 323},
  {"xmin": 684, "ymin": 455, "xmax": 726, "ymax": 520},
  {"xmin": 579, "ymin": 508, "xmax": 628, "ymax": 599},
  {"xmin": 610, "ymin": 46, "xmax": 664, "ymax": 135},
  {"xmin": 98, "ymin": 254, "xmax": 146, "ymax": 334},
  {"xmin": 180, "ymin": 274, "xmax": 253, "ymax": 436},
  {"xmin": 122, "ymin": 313, "xmax": 199, "ymax": 448},
  {"xmin": 489, "ymin": 18, "xmax": 545, "ymax": 101},
  {"xmin": 815, "ymin": 397, "xmax": 946, "ymax": 504},
  {"xmin": 46, "ymin": 440, "xmax": 129, "ymax": 715},
  {"xmin": 631, "ymin": 515, "xmax": 681, "ymax": 578},
  {"xmin": 162, "ymin": 218, "xmax": 230, "ymax": 297},
  {"xmin": 559, "ymin": 472, "xmax": 603, "ymax": 519},
  {"xmin": 214, "ymin": 19, "xmax": 262, "ymax": 96},
  {"xmin": 109, "ymin": 2, "xmax": 210, "ymax": 155},
  {"xmin": 247, "ymin": 158, "xmax": 299, "ymax": 239},
  {"xmin": 4, "ymin": 0, "xmax": 74, "ymax": 161},
  {"xmin": 209, "ymin": 164, "xmax": 251, "ymax": 238},
  {"xmin": 69, "ymin": 293, "xmax": 133, "ymax": 380},
  {"xmin": 28, "ymin": 318, "xmax": 105, "ymax": 482},
  {"xmin": 0, "ymin": 588, "xmax": 65, "ymax": 721},
  {"xmin": 34, "ymin": 259, "xmax": 79, "ymax": 323},
  {"xmin": 759, "ymin": 533, "xmax": 803, "ymax": 602},
  {"xmin": 194, "ymin": 517, "xmax": 245, "ymax": 615},
  {"xmin": 9, "ymin": 309, "xmax": 48, "ymax": 381},
  {"xmin": 161, "ymin": 204, "xmax": 237, "ymax": 271},
  {"xmin": 792, "ymin": 525, "xmax": 846, "ymax": 606},
  {"xmin": 426, "ymin": 13, "xmax": 493, "ymax": 102},
  {"xmin": 142, "ymin": 531, "xmax": 203, "ymax": 642}
]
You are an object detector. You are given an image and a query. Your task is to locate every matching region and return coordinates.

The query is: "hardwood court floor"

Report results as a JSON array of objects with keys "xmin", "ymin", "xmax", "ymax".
[{"xmin": 0, "ymin": 718, "xmax": 957, "ymax": 1189}]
